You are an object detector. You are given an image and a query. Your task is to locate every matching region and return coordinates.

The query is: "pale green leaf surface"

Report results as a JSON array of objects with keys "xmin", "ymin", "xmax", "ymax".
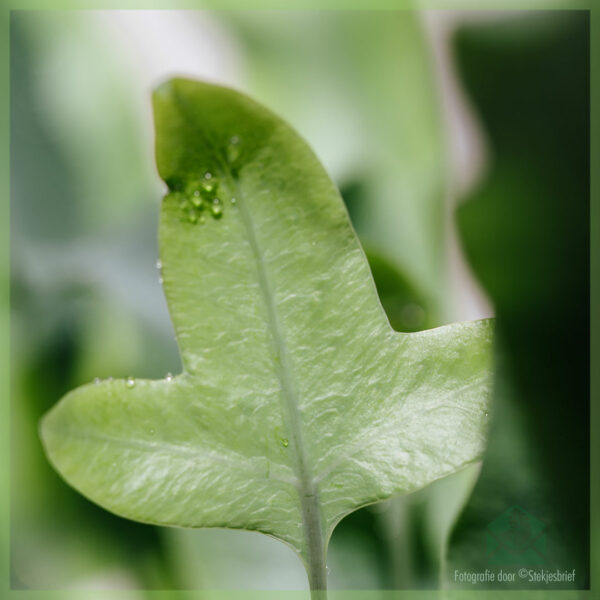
[{"xmin": 40, "ymin": 79, "xmax": 493, "ymax": 578}]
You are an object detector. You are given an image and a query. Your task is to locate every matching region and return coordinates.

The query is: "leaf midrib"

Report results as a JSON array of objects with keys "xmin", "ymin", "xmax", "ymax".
[
  {"xmin": 232, "ymin": 174, "xmax": 324, "ymax": 535},
  {"xmin": 229, "ymin": 176, "xmax": 327, "ymax": 588},
  {"xmin": 170, "ymin": 86, "xmax": 326, "ymax": 576}
]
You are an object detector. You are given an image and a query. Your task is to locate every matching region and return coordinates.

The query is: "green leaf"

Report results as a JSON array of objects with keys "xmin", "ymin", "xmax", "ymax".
[{"xmin": 40, "ymin": 78, "xmax": 493, "ymax": 590}]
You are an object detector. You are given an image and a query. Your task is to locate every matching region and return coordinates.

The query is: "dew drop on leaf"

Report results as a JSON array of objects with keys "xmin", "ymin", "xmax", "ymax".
[
  {"xmin": 400, "ymin": 303, "xmax": 426, "ymax": 330},
  {"xmin": 125, "ymin": 377, "xmax": 136, "ymax": 389},
  {"xmin": 211, "ymin": 199, "xmax": 223, "ymax": 219},
  {"xmin": 166, "ymin": 373, "xmax": 173, "ymax": 382},
  {"xmin": 281, "ymin": 438, "xmax": 289, "ymax": 448},
  {"xmin": 201, "ymin": 180, "xmax": 215, "ymax": 194}
]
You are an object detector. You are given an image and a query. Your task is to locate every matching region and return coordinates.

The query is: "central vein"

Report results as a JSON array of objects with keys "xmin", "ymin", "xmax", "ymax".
[
  {"xmin": 169, "ymin": 90, "xmax": 326, "ymax": 590},
  {"xmin": 233, "ymin": 178, "xmax": 326, "ymax": 591}
]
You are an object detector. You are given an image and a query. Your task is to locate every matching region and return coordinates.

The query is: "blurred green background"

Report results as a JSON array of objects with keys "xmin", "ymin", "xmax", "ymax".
[{"xmin": 10, "ymin": 9, "xmax": 590, "ymax": 593}]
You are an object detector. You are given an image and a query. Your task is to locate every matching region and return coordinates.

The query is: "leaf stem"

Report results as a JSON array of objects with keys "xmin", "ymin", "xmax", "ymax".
[
  {"xmin": 310, "ymin": 587, "xmax": 327, "ymax": 600},
  {"xmin": 303, "ymin": 490, "xmax": 327, "ymax": 597}
]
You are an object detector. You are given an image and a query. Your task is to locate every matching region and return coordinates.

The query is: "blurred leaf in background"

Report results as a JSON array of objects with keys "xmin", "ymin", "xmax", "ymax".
[
  {"xmin": 11, "ymin": 11, "xmax": 181, "ymax": 589},
  {"xmin": 448, "ymin": 11, "xmax": 589, "ymax": 589}
]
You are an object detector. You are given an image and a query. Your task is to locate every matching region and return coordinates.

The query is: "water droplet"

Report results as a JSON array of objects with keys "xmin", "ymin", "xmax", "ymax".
[
  {"xmin": 191, "ymin": 194, "xmax": 204, "ymax": 208},
  {"xmin": 204, "ymin": 171, "xmax": 212, "ymax": 180},
  {"xmin": 166, "ymin": 372, "xmax": 173, "ymax": 382},
  {"xmin": 230, "ymin": 135, "xmax": 239, "ymax": 145},
  {"xmin": 158, "ymin": 259, "xmax": 164, "ymax": 283},
  {"xmin": 126, "ymin": 377, "xmax": 135, "ymax": 388},
  {"xmin": 201, "ymin": 180, "xmax": 216, "ymax": 194},
  {"xmin": 484, "ymin": 411, "xmax": 489, "ymax": 419},
  {"xmin": 210, "ymin": 199, "xmax": 223, "ymax": 219},
  {"xmin": 326, "ymin": 565, "xmax": 331, "ymax": 574},
  {"xmin": 400, "ymin": 303, "xmax": 426, "ymax": 330},
  {"xmin": 281, "ymin": 438, "xmax": 289, "ymax": 448},
  {"xmin": 93, "ymin": 377, "xmax": 100, "ymax": 385},
  {"xmin": 231, "ymin": 197, "xmax": 237, "ymax": 205}
]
